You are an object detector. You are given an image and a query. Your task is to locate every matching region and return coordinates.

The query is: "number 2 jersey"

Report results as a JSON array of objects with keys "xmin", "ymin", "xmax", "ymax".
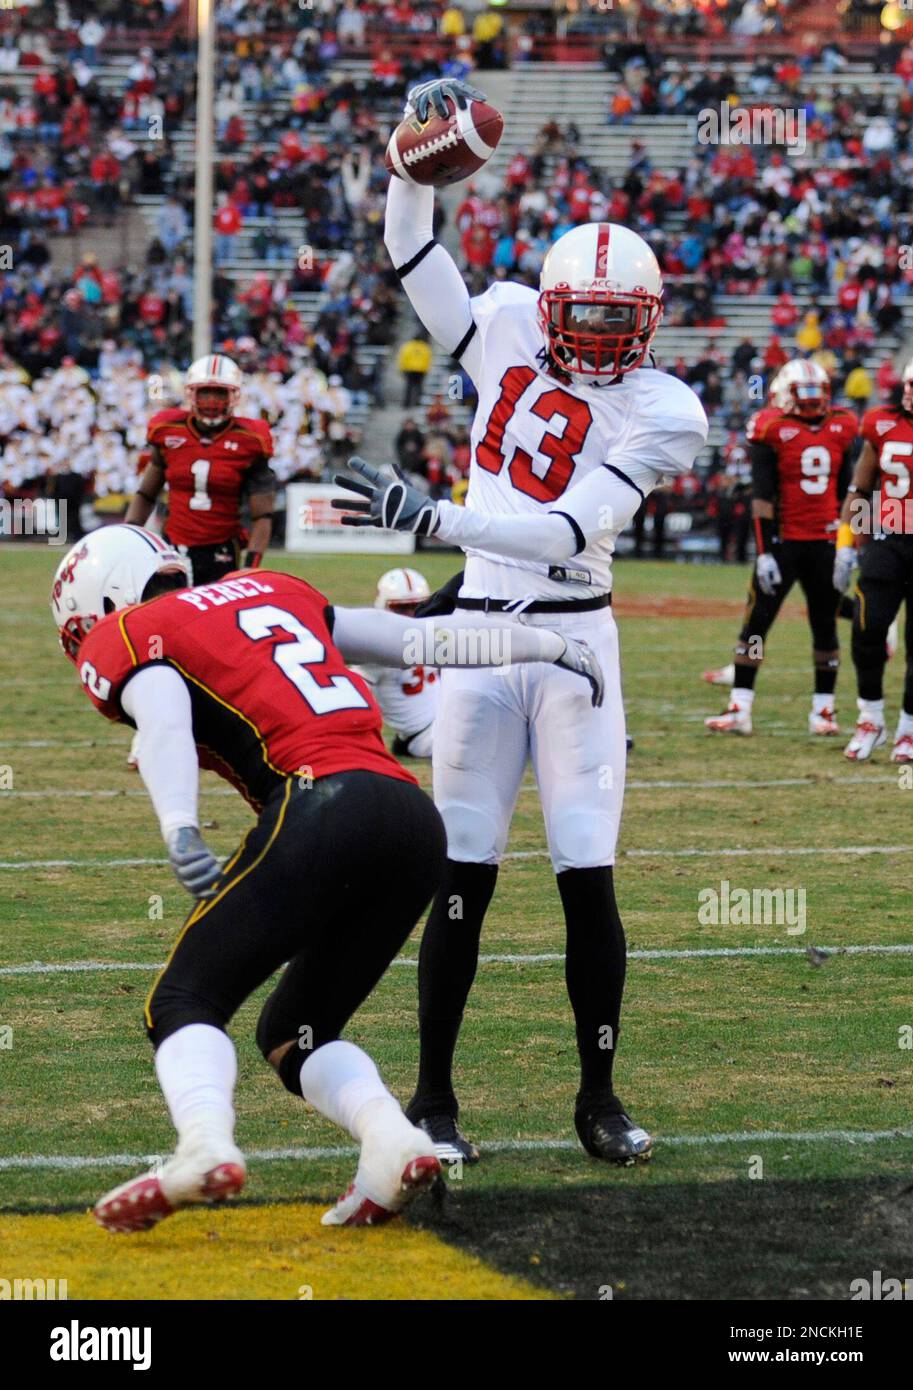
[
  {"xmin": 460, "ymin": 281, "xmax": 708, "ymax": 600},
  {"xmin": 77, "ymin": 570, "xmax": 416, "ymax": 809},
  {"xmin": 147, "ymin": 408, "xmax": 275, "ymax": 547},
  {"xmin": 748, "ymin": 407, "xmax": 857, "ymax": 542}
]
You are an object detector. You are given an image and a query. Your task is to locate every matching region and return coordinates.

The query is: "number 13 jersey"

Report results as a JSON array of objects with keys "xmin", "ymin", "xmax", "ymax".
[
  {"xmin": 463, "ymin": 281, "xmax": 708, "ymax": 600},
  {"xmin": 77, "ymin": 570, "xmax": 415, "ymax": 809}
]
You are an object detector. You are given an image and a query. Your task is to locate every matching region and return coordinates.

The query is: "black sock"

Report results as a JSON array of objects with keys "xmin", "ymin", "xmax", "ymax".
[
  {"xmin": 733, "ymin": 663, "xmax": 758, "ymax": 690},
  {"xmin": 409, "ymin": 859, "xmax": 498, "ymax": 1119},
  {"xmin": 557, "ymin": 866, "xmax": 627, "ymax": 1100},
  {"xmin": 814, "ymin": 660, "xmax": 838, "ymax": 696}
]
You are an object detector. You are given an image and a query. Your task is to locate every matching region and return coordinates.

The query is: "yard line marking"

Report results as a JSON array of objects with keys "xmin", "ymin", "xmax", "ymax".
[
  {"xmin": 3, "ymin": 1127, "xmax": 913, "ymax": 1172},
  {"xmin": 1, "ymin": 773, "xmax": 899, "ymax": 799},
  {"xmin": 4, "ymin": 843, "xmax": 912, "ymax": 870},
  {"xmin": 4, "ymin": 943, "xmax": 913, "ymax": 978}
]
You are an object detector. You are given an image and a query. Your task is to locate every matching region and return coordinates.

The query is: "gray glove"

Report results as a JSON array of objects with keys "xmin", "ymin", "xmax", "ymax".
[
  {"xmin": 332, "ymin": 457, "xmax": 440, "ymax": 536},
  {"xmin": 406, "ymin": 78, "xmax": 487, "ymax": 122},
  {"xmin": 755, "ymin": 552, "xmax": 782, "ymax": 597},
  {"xmin": 556, "ymin": 638, "xmax": 605, "ymax": 709},
  {"xmin": 168, "ymin": 826, "xmax": 220, "ymax": 898},
  {"xmin": 833, "ymin": 545, "xmax": 856, "ymax": 594}
]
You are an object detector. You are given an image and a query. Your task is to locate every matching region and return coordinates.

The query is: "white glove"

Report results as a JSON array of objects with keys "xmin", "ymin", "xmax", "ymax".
[
  {"xmin": 168, "ymin": 826, "xmax": 220, "ymax": 899},
  {"xmin": 833, "ymin": 545, "xmax": 856, "ymax": 594},
  {"xmin": 755, "ymin": 552, "xmax": 782, "ymax": 597}
]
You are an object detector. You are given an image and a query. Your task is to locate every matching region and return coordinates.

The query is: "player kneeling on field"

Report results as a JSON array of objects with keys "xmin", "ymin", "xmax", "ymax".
[{"xmin": 50, "ymin": 526, "xmax": 603, "ymax": 1230}]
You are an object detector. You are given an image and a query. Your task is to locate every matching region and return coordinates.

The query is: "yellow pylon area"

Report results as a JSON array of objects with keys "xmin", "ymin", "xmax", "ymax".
[{"xmin": 0, "ymin": 1205, "xmax": 556, "ymax": 1301}]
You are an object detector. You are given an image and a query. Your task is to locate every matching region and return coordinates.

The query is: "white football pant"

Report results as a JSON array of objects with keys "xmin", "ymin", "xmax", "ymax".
[{"xmin": 432, "ymin": 607, "xmax": 625, "ymax": 871}]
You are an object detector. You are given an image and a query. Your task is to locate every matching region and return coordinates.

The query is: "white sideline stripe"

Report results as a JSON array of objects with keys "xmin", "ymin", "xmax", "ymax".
[
  {"xmin": 4, "ymin": 843, "xmax": 912, "ymax": 869},
  {"xmin": 4, "ymin": 942, "xmax": 913, "ymax": 978},
  {"xmin": 4, "ymin": 1127, "xmax": 913, "ymax": 1172}
]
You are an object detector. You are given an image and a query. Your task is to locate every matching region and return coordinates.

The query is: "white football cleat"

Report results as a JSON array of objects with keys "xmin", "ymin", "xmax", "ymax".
[
  {"xmin": 809, "ymin": 707, "xmax": 840, "ymax": 736},
  {"xmin": 891, "ymin": 732, "xmax": 913, "ymax": 764},
  {"xmin": 705, "ymin": 702, "xmax": 753, "ymax": 735},
  {"xmin": 322, "ymin": 1122, "xmax": 441, "ymax": 1228},
  {"xmin": 702, "ymin": 663, "xmax": 735, "ymax": 687},
  {"xmin": 94, "ymin": 1140, "xmax": 245, "ymax": 1234},
  {"xmin": 843, "ymin": 720, "xmax": 887, "ymax": 762}
]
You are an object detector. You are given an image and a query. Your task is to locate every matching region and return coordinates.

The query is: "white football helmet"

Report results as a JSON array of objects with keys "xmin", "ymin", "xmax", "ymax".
[
  {"xmin": 901, "ymin": 357, "xmax": 913, "ymax": 412},
  {"xmin": 538, "ymin": 222, "xmax": 663, "ymax": 383},
  {"xmin": 50, "ymin": 524, "xmax": 189, "ymax": 663},
  {"xmin": 374, "ymin": 567, "xmax": 431, "ymax": 614},
  {"xmin": 185, "ymin": 354, "xmax": 242, "ymax": 427},
  {"xmin": 773, "ymin": 359, "xmax": 830, "ymax": 419}
]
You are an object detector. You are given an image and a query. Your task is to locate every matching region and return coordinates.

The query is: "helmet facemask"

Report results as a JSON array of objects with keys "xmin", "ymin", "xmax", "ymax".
[
  {"xmin": 187, "ymin": 383, "xmax": 237, "ymax": 428},
  {"xmin": 787, "ymin": 380, "xmax": 830, "ymax": 420},
  {"xmin": 538, "ymin": 288, "xmax": 663, "ymax": 380}
]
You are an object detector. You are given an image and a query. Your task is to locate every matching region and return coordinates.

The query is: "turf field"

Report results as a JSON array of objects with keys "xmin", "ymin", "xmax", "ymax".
[{"xmin": 2, "ymin": 542, "xmax": 912, "ymax": 1301}]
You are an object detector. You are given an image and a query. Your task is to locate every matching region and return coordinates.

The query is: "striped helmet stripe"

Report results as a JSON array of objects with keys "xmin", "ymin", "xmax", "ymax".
[{"xmin": 595, "ymin": 224, "xmax": 611, "ymax": 278}]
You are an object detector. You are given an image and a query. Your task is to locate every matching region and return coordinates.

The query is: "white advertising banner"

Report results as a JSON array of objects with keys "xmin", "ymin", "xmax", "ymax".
[{"xmin": 284, "ymin": 483, "xmax": 415, "ymax": 554}]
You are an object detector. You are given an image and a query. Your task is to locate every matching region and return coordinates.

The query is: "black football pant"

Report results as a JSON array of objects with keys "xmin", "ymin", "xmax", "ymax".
[
  {"xmin": 163, "ymin": 535, "xmax": 241, "ymax": 587},
  {"xmin": 740, "ymin": 540, "xmax": 841, "ymax": 652},
  {"xmin": 737, "ymin": 540, "xmax": 841, "ymax": 692},
  {"xmin": 852, "ymin": 536, "xmax": 913, "ymax": 712},
  {"xmin": 144, "ymin": 772, "xmax": 447, "ymax": 1088}
]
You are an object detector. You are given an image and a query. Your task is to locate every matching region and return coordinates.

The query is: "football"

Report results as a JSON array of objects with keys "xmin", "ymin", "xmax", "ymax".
[{"xmin": 385, "ymin": 96, "xmax": 504, "ymax": 188}]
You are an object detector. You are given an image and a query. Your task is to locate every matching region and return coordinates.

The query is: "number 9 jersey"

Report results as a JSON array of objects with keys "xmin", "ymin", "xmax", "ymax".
[
  {"xmin": 751, "ymin": 407, "xmax": 858, "ymax": 541},
  {"xmin": 76, "ymin": 570, "xmax": 416, "ymax": 809}
]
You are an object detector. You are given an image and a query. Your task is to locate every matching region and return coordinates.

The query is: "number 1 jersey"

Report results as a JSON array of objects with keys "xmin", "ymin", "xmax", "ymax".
[
  {"xmin": 147, "ymin": 408, "xmax": 274, "ymax": 547},
  {"xmin": 77, "ymin": 570, "xmax": 416, "ymax": 809}
]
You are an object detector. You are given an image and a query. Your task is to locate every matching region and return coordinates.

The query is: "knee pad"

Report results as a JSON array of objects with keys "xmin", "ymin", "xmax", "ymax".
[{"xmin": 439, "ymin": 799, "xmax": 505, "ymax": 864}]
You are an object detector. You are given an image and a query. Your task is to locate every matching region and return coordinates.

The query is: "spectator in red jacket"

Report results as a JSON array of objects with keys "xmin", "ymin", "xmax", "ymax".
[{"xmin": 214, "ymin": 195, "xmax": 243, "ymax": 266}]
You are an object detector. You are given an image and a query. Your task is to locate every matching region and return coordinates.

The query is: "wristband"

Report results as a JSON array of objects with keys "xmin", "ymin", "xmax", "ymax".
[
  {"xmin": 242, "ymin": 550, "xmax": 262, "ymax": 569},
  {"xmin": 753, "ymin": 515, "xmax": 775, "ymax": 555}
]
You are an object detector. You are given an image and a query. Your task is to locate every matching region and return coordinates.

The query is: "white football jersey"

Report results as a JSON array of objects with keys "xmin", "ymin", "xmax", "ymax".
[
  {"xmin": 357, "ymin": 662, "xmax": 439, "ymax": 740},
  {"xmin": 462, "ymin": 282, "xmax": 708, "ymax": 599}
]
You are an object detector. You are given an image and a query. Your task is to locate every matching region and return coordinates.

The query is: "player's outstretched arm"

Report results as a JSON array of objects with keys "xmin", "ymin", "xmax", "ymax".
[
  {"xmin": 333, "ymin": 455, "xmax": 657, "ymax": 563},
  {"xmin": 384, "ymin": 177, "xmax": 481, "ymax": 382},
  {"xmin": 120, "ymin": 665, "xmax": 220, "ymax": 897},
  {"xmin": 332, "ymin": 607, "xmax": 603, "ymax": 707}
]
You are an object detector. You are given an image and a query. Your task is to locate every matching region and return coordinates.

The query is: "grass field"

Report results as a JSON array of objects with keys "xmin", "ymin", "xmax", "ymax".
[{"xmin": 2, "ymin": 542, "xmax": 912, "ymax": 1301}]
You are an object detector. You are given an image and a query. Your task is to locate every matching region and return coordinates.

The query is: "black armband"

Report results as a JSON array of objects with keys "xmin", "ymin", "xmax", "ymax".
[
  {"xmin": 753, "ymin": 515, "xmax": 776, "ymax": 555},
  {"xmin": 242, "ymin": 550, "xmax": 263, "ymax": 569}
]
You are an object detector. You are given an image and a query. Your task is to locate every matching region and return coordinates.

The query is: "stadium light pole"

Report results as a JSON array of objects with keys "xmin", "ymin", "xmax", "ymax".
[{"xmin": 192, "ymin": 0, "xmax": 215, "ymax": 359}]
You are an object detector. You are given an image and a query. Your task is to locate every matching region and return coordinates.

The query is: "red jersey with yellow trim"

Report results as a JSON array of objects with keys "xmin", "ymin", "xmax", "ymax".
[
  {"xmin": 754, "ymin": 408, "xmax": 857, "ymax": 541},
  {"xmin": 860, "ymin": 406, "xmax": 913, "ymax": 535},
  {"xmin": 77, "ymin": 570, "xmax": 416, "ymax": 808},
  {"xmin": 147, "ymin": 408, "xmax": 274, "ymax": 547},
  {"xmin": 744, "ymin": 404, "xmax": 782, "ymax": 444}
]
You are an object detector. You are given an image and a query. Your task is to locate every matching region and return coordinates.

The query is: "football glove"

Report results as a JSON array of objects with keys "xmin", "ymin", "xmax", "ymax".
[
  {"xmin": 168, "ymin": 826, "xmax": 220, "ymax": 899},
  {"xmin": 556, "ymin": 638, "xmax": 605, "ymax": 709},
  {"xmin": 833, "ymin": 545, "xmax": 856, "ymax": 594},
  {"xmin": 755, "ymin": 552, "xmax": 782, "ymax": 596},
  {"xmin": 332, "ymin": 457, "xmax": 440, "ymax": 536},
  {"xmin": 406, "ymin": 78, "xmax": 487, "ymax": 122}
]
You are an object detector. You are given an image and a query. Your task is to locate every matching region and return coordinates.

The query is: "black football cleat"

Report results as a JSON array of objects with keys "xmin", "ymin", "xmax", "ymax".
[
  {"xmin": 575, "ymin": 1092, "xmax": 653, "ymax": 1165},
  {"xmin": 412, "ymin": 1113, "xmax": 481, "ymax": 1165}
]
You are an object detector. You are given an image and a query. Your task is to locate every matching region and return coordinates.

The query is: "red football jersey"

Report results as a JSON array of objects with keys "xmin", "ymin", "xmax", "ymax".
[
  {"xmin": 744, "ymin": 404, "xmax": 782, "ymax": 444},
  {"xmin": 77, "ymin": 571, "xmax": 416, "ymax": 809},
  {"xmin": 754, "ymin": 408, "xmax": 857, "ymax": 541},
  {"xmin": 147, "ymin": 408, "xmax": 274, "ymax": 547},
  {"xmin": 860, "ymin": 406, "xmax": 913, "ymax": 535}
]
